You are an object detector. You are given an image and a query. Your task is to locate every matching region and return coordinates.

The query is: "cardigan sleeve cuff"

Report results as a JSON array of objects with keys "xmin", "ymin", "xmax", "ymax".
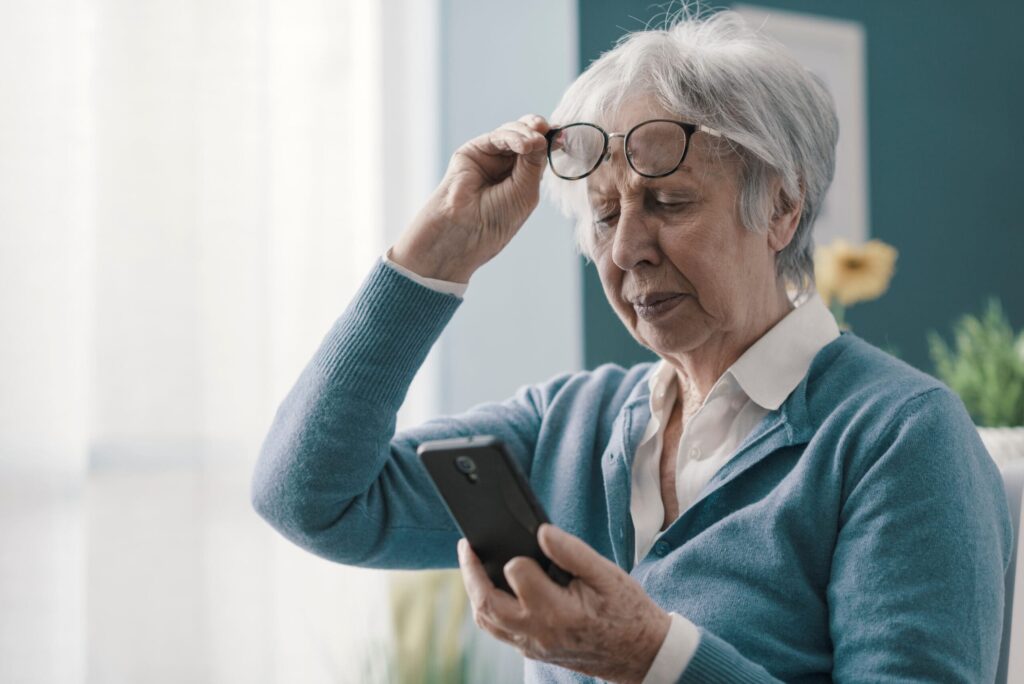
[
  {"xmin": 677, "ymin": 627, "xmax": 783, "ymax": 683},
  {"xmin": 382, "ymin": 247, "xmax": 469, "ymax": 298},
  {"xmin": 641, "ymin": 613, "xmax": 700, "ymax": 684}
]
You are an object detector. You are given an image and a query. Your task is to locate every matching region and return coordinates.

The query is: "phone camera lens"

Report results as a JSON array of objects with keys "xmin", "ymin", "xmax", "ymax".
[{"xmin": 454, "ymin": 455, "xmax": 476, "ymax": 475}]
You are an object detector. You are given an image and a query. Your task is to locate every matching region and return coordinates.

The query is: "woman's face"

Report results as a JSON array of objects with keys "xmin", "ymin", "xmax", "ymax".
[{"xmin": 587, "ymin": 98, "xmax": 786, "ymax": 364}]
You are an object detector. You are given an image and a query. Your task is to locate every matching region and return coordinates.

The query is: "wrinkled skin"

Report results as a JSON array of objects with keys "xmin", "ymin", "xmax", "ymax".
[
  {"xmin": 587, "ymin": 98, "xmax": 800, "ymax": 398},
  {"xmin": 393, "ymin": 93, "xmax": 802, "ymax": 679},
  {"xmin": 457, "ymin": 525, "xmax": 670, "ymax": 684}
]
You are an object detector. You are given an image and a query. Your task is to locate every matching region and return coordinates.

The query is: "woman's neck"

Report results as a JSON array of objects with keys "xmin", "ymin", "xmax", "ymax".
[{"xmin": 666, "ymin": 286, "xmax": 794, "ymax": 408}]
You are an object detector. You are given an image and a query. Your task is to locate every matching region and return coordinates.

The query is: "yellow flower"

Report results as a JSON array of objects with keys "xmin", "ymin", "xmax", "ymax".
[{"xmin": 814, "ymin": 238, "xmax": 898, "ymax": 307}]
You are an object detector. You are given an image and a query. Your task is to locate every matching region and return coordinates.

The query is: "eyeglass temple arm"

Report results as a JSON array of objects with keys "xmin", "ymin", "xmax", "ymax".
[{"xmin": 546, "ymin": 123, "xmax": 722, "ymax": 136}]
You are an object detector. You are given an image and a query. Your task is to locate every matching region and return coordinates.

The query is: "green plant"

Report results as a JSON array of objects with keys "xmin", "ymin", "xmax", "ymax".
[{"xmin": 928, "ymin": 298, "xmax": 1024, "ymax": 427}]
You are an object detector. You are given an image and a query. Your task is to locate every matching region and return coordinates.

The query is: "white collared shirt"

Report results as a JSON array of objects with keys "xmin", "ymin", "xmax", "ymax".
[
  {"xmin": 638, "ymin": 292, "xmax": 839, "ymax": 682},
  {"xmin": 380, "ymin": 251, "xmax": 839, "ymax": 683}
]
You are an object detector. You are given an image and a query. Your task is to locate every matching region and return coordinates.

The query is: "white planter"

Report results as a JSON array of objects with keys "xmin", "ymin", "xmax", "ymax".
[{"xmin": 978, "ymin": 427, "xmax": 1024, "ymax": 468}]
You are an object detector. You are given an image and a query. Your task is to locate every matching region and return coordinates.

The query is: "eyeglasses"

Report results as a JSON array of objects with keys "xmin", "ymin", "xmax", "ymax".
[{"xmin": 544, "ymin": 119, "xmax": 724, "ymax": 181}]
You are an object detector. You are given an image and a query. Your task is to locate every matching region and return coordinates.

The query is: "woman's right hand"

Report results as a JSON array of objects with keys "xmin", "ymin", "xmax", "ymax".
[{"xmin": 389, "ymin": 114, "xmax": 551, "ymax": 283}]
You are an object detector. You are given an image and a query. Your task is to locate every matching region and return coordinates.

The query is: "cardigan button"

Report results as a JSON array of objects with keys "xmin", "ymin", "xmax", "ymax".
[{"xmin": 653, "ymin": 540, "xmax": 671, "ymax": 557}]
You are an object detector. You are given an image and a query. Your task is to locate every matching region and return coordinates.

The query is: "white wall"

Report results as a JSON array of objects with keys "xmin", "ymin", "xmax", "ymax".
[
  {"xmin": 437, "ymin": 0, "xmax": 582, "ymax": 415},
  {"xmin": 0, "ymin": 1, "xmax": 583, "ymax": 681},
  {"xmin": 0, "ymin": 0, "xmax": 92, "ymax": 477}
]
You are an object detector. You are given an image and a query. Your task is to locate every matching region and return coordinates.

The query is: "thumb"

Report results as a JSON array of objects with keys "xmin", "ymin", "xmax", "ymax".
[{"xmin": 537, "ymin": 523, "xmax": 614, "ymax": 585}]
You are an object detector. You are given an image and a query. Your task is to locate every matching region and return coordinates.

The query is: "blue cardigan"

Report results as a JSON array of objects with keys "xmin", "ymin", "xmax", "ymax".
[{"xmin": 251, "ymin": 260, "xmax": 1013, "ymax": 683}]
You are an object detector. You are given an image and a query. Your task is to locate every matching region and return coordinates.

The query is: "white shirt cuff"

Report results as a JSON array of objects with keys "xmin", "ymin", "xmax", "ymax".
[
  {"xmin": 640, "ymin": 613, "xmax": 701, "ymax": 684},
  {"xmin": 382, "ymin": 248, "xmax": 468, "ymax": 298}
]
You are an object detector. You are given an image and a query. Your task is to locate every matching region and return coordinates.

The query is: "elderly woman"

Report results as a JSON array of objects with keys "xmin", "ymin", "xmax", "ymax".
[{"xmin": 252, "ymin": 11, "xmax": 1011, "ymax": 683}]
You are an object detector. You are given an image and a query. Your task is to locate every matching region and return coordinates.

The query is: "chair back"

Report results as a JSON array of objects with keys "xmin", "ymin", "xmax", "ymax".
[{"xmin": 998, "ymin": 460, "xmax": 1024, "ymax": 684}]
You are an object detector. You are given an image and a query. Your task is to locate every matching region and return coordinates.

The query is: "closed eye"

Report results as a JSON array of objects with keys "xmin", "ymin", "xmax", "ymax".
[
  {"xmin": 647, "ymin": 186, "xmax": 697, "ymax": 210},
  {"xmin": 594, "ymin": 212, "xmax": 619, "ymax": 232},
  {"xmin": 651, "ymin": 197, "xmax": 691, "ymax": 210}
]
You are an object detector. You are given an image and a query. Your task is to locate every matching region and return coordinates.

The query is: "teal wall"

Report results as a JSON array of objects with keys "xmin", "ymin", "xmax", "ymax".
[{"xmin": 577, "ymin": 0, "xmax": 1023, "ymax": 372}]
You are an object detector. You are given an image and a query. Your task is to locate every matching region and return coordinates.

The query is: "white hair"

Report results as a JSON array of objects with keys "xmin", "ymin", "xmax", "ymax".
[{"xmin": 543, "ymin": 8, "xmax": 839, "ymax": 295}]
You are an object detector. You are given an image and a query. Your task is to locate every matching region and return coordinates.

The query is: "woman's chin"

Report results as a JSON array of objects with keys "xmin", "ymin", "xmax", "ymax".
[{"xmin": 633, "ymin": 319, "xmax": 707, "ymax": 358}]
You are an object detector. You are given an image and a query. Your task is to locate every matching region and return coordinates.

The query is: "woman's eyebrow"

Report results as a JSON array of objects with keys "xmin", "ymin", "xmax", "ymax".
[
  {"xmin": 587, "ymin": 168, "xmax": 702, "ymax": 199},
  {"xmin": 587, "ymin": 187, "xmax": 619, "ymax": 206}
]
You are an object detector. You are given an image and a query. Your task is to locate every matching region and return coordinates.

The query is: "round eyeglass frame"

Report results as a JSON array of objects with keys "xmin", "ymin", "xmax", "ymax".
[{"xmin": 543, "ymin": 119, "xmax": 724, "ymax": 181}]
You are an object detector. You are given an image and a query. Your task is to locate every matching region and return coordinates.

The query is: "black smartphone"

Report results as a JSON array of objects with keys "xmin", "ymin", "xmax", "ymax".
[{"xmin": 418, "ymin": 435, "xmax": 573, "ymax": 595}]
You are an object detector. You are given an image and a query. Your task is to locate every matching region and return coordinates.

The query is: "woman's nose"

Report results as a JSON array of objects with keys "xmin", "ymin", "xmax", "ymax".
[{"xmin": 610, "ymin": 207, "xmax": 660, "ymax": 271}]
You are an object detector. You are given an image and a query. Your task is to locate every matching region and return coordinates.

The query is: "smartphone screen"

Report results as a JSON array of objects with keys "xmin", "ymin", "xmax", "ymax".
[{"xmin": 418, "ymin": 435, "xmax": 572, "ymax": 595}]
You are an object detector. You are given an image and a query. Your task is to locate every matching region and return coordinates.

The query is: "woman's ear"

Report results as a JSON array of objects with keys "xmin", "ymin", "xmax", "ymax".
[{"xmin": 767, "ymin": 178, "xmax": 804, "ymax": 253}]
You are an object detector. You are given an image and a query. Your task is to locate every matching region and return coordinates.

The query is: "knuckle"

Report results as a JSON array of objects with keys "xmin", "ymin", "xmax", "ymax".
[
  {"xmin": 499, "ymin": 124, "xmax": 529, "ymax": 139},
  {"xmin": 530, "ymin": 635, "xmax": 551, "ymax": 659},
  {"xmin": 477, "ymin": 594, "xmax": 494, "ymax": 617},
  {"xmin": 516, "ymin": 603, "xmax": 533, "ymax": 622},
  {"xmin": 522, "ymin": 640, "xmax": 548, "ymax": 661},
  {"xmin": 537, "ymin": 608, "xmax": 560, "ymax": 632}
]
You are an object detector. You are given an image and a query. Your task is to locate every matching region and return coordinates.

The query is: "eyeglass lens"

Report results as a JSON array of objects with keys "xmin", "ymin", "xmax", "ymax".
[
  {"xmin": 547, "ymin": 124, "xmax": 606, "ymax": 180},
  {"xmin": 547, "ymin": 120, "xmax": 690, "ymax": 180},
  {"xmin": 625, "ymin": 121, "xmax": 689, "ymax": 177}
]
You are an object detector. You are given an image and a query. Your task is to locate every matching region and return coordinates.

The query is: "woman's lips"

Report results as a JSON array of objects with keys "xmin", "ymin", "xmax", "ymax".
[{"xmin": 633, "ymin": 293, "xmax": 687, "ymax": 320}]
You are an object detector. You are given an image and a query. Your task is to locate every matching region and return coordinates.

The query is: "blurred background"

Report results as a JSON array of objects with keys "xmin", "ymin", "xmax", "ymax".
[{"xmin": 0, "ymin": 0, "xmax": 1020, "ymax": 682}]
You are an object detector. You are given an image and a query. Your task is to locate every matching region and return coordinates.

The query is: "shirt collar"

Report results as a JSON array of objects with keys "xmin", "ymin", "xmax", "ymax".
[
  {"xmin": 644, "ymin": 292, "xmax": 839, "ymax": 413},
  {"xmin": 646, "ymin": 359, "xmax": 676, "ymax": 404},
  {"xmin": 728, "ymin": 292, "xmax": 840, "ymax": 410}
]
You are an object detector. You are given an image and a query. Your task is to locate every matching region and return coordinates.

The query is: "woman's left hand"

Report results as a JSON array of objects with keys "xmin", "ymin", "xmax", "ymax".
[{"xmin": 457, "ymin": 524, "xmax": 671, "ymax": 684}]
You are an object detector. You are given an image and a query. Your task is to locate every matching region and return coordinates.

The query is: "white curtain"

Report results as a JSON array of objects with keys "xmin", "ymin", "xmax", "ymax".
[{"xmin": 0, "ymin": 0, "xmax": 441, "ymax": 681}]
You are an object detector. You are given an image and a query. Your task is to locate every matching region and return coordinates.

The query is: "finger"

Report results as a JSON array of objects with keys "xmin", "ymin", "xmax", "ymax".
[
  {"xmin": 516, "ymin": 113, "xmax": 551, "ymax": 134},
  {"xmin": 474, "ymin": 609, "xmax": 526, "ymax": 647},
  {"xmin": 457, "ymin": 539, "xmax": 525, "ymax": 624},
  {"xmin": 499, "ymin": 120, "xmax": 547, "ymax": 141},
  {"xmin": 492, "ymin": 125, "xmax": 547, "ymax": 156},
  {"xmin": 503, "ymin": 555, "xmax": 563, "ymax": 612},
  {"xmin": 468, "ymin": 129, "xmax": 542, "ymax": 159},
  {"xmin": 537, "ymin": 524, "xmax": 616, "ymax": 585},
  {"xmin": 503, "ymin": 125, "xmax": 549, "ymax": 180}
]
